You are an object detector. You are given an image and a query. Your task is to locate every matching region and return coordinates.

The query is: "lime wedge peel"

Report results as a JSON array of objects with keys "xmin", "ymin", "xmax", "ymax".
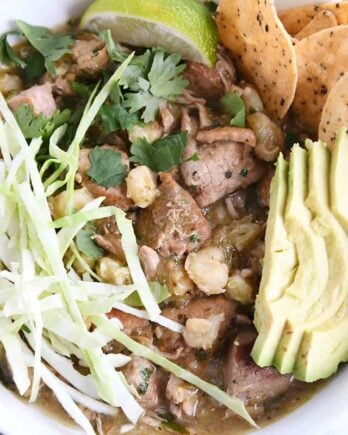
[{"xmin": 80, "ymin": 0, "xmax": 218, "ymax": 66}]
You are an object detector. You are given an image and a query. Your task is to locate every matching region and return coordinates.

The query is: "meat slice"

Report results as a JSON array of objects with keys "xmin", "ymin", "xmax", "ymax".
[
  {"xmin": 78, "ymin": 146, "xmax": 133, "ymax": 211},
  {"xmin": 197, "ymin": 126, "xmax": 256, "ymax": 147},
  {"xmin": 8, "ymin": 84, "xmax": 57, "ymax": 118},
  {"xmin": 108, "ymin": 309, "xmax": 151, "ymax": 339},
  {"xmin": 124, "ymin": 357, "xmax": 159, "ymax": 408},
  {"xmin": 135, "ymin": 173, "xmax": 211, "ymax": 257},
  {"xmin": 93, "ymin": 217, "xmax": 126, "ymax": 264},
  {"xmin": 183, "ymin": 47, "xmax": 236, "ymax": 102},
  {"xmin": 181, "ymin": 141, "xmax": 265, "ymax": 208},
  {"xmin": 226, "ymin": 331, "xmax": 292, "ymax": 406},
  {"xmin": 71, "ymin": 35, "xmax": 109, "ymax": 77}
]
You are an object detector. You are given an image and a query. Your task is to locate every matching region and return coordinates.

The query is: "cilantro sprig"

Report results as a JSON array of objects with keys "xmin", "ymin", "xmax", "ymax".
[
  {"xmin": 123, "ymin": 49, "xmax": 188, "ymax": 123},
  {"xmin": 87, "ymin": 147, "xmax": 128, "ymax": 188},
  {"xmin": 0, "ymin": 31, "xmax": 26, "ymax": 68},
  {"xmin": 130, "ymin": 131, "xmax": 188, "ymax": 172},
  {"xmin": 221, "ymin": 92, "xmax": 246, "ymax": 128},
  {"xmin": 16, "ymin": 20, "xmax": 74, "ymax": 75},
  {"xmin": 76, "ymin": 229, "xmax": 103, "ymax": 259},
  {"xmin": 14, "ymin": 105, "xmax": 71, "ymax": 139},
  {"xmin": 99, "ymin": 104, "xmax": 140, "ymax": 134}
]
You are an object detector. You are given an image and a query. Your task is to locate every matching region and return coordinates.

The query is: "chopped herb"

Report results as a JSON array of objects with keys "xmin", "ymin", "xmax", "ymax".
[
  {"xmin": 118, "ymin": 50, "xmax": 152, "ymax": 90},
  {"xmin": 221, "ymin": 92, "xmax": 246, "ymax": 128},
  {"xmin": 71, "ymin": 81, "xmax": 94, "ymax": 99},
  {"xmin": 159, "ymin": 413, "xmax": 189, "ymax": 434},
  {"xmin": 130, "ymin": 131, "xmax": 188, "ymax": 172},
  {"xmin": 99, "ymin": 29, "xmax": 128, "ymax": 63},
  {"xmin": 124, "ymin": 49, "xmax": 188, "ymax": 123},
  {"xmin": 87, "ymin": 147, "xmax": 128, "ymax": 188},
  {"xmin": 14, "ymin": 105, "xmax": 71, "ymax": 139},
  {"xmin": 99, "ymin": 104, "xmax": 140, "ymax": 134},
  {"xmin": 0, "ymin": 31, "xmax": 26, "ymax": 68},
  {"xmin": 21, "ymin": 324, "xmax": 31, "ymax": 334},
  {"xmin": 190, "ymin": 234, "xmax": 200, "ymax": 243},
  {"xmin": 76, "ymin": 229, "xmax": 103, "ymax": 259},
  {"xmin": 16, "ymin": 20, "xmax": 74, "ymax": 75},
  {"xmin": 125, "ymin": 282, "xmax": 170, "ymax": 308},
  {"xmin": 138, "ymin": 367, "xmax": 153, "ymax": 395},
  {"xmin": 21, "ymin": 51, "xmax": 45, "ymax": 84},
  {"xmin": 185, "ymin": 152, "xmax": 200, "ymax": 162},
  {"xmin": 240, "ymin": 168, "xmax": 249, "ymax": 177}
]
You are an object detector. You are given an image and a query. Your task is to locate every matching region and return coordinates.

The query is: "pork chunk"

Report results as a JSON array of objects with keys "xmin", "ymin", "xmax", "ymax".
[
  {"xmin": 124, "ymin": 357, "xmax": 159, "ymax": 408},
  {"xmin": 184, "ymin": 296, "xmax": 236, "ymax": 351},
  {"xmin": 226, "ymin": 331, "xmax": 292, "ymax": 406},
  {"xmin": 72, "ymin": 36, "xmax": 109, "ymax": 77},
  {"xmin": 183, "ymin": 48, "xmax": 236, "ymax": 102},
  {"xmin": 78, "ymin": 146, "xmax": 133, "ymax": 211},
  {"xmin": 135, "ymin": 173, "xmax": 211, "ymax": 257},
  {"xmin": 8, "ymin": 84, "xmax": 57, "ymax": 118},
  {"xmin": 108, "ymin": 309, "xmax": 151, "ymax": 339},
  {"xmin": 181, "ymin": 141, "xmax": 265, "ymax": 208}
]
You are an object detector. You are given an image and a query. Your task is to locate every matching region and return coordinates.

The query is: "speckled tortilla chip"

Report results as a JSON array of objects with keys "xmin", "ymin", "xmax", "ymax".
[
  {"xmin": 292, "ymin": 25, "xmax": 348, "ymax": 137},
  {"xmin": 279, "ymin": 2, "xmax": 348, "ymax": 36},
  {"xmin": 295, "ymin": 10, "xmax": 338, "ymax": 40},
  {"xmin": 319, "ymin": 73, "xmax": 348, "ymax": 147},
  {"xmin": 216, "ymin": 0, "xmax": 297, "ymax": 119}
]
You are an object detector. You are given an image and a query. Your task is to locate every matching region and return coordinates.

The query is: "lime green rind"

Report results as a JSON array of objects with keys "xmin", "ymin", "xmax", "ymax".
[{"xmin": 80, "ymin": 0, "xmax": 217, "ymax": 66}]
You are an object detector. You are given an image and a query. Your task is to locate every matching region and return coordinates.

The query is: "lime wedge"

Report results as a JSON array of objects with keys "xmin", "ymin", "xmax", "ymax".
[{"xmin": 80, "ymin": 0, "xmax": 218, "ymax": 66}]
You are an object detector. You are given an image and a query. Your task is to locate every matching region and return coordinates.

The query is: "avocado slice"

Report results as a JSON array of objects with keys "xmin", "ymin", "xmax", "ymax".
[
  {"xmin": 331, "ymin": 127, "xmax": 348, "ymax": 232},
  {"xmin": 252, "ymin": 155, "xmax": 298, "ymax": 367},
  {"xmin": 272, "ymin": 145, "xmax": 329, "ymax": 374},
  {"xmin": 291, "ymin": 139, "xmax": 348, "ymax": 381}
]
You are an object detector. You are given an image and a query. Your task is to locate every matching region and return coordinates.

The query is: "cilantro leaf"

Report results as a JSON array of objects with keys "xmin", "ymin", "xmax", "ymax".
[
  {"xmin": 76, "ymin": 229, "xmax": 103, "ymax": 259},
  {"xmin": 14, "ymin": 105, "xmax": 71, "ymax": 139},
  {"xmin": 16, "ymin": 20, "xmax": 74, "ymax": 75},
  {"xmin": 99, "ymin": 29, "xmax": 127, "ymax": 63},
  {"xmin": 118, "ymin": 50, "xmax": 152, "ymax": 90},
  {"xmin": 0, "ymin": 32, "xmax": 26, "ymax": 68},
  {"xmin": 185, "ymin": 152, "xmax": 200, "ymax": 162},
  {"xmin": 22, "ymin": 51, "xmax": 45, "ymax": 84},
  {"xmin": 72, "ymin": 81, "xmax": 94, "ymax": 99},
  {"xmin": 125, "ymin": 282, "xmax": 170, "ymax": 308},
  {"xmin": 148, "ymin": 50, "xmax": 187, "ymax": 99},
  {"xmin": 221, "ymin": 92, "xmax": 246, "ymax": 128},
  {"xmin": 124, "ymin": 49, "xmax": 187, "ymax": 122},
  {"xmin": 87, "ymin": 147, "xmax": 128, "ymax": 188},
  {"xmin": 99, "ymin": 104, "xmax": 140, "ymax": 134},
  {"xmin": 130, "ymin": 131, "xmax": 188, "ymax": 172}
]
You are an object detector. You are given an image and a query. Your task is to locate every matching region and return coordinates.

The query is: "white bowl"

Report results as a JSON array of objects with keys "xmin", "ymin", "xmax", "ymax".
[{"xmin": 0, "ymin": 1, "xmax": 346, "ymax": 434}]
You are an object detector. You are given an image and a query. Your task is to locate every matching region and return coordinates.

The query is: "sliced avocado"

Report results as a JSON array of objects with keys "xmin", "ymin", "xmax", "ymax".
[
  {"xmin": 252, "ymin": 155, "xmax": 298, "ymax": 367},
  {"xmin": 330, "ymin": 127, "xmax": 348, "ymax": 232},
  {"xmin": 290, "ymin": 139, "xmax": 348, "ymax": 381},
  {"xmin": 295, "ymin": 305, "xmax": 348, "ymax": 381},
  {"xmin": 272, "ymin": 145, "xmax": 328, "ymax": 374}
]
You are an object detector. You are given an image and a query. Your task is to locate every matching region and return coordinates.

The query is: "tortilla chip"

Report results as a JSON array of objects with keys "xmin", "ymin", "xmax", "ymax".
[
  {"xmin": 292, "ymin": 25, "xmax": 348, "ymax": 136},
  {"xmin": 279, "ymin": 2, "xmax": 348, "ymax": 36},
  {"xmin": 295, "ymin": 10, "xmax": 338, "ymax": 40},
  {"xmin": 319, "ymin": 73, "xmax": 348, "ymax": 147},
  {"xmin": 216, "ymin": 0, "xmax": 297, "ymax": 119}
]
